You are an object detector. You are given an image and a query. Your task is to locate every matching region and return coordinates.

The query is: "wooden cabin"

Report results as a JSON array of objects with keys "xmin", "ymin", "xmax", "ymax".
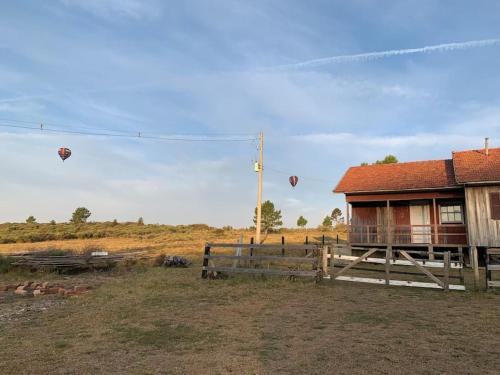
[{"xmin": 334, "ymin": 142, "xmax": 500, "ymax": 270}]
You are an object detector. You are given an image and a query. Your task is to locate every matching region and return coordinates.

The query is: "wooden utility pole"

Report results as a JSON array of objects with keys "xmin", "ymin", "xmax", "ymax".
[{"xmin": 255, "ymin": 132, "xmax": 264, "ymax": 244}]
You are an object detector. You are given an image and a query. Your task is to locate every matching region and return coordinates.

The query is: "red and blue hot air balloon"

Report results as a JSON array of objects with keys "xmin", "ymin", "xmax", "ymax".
[
  {"xmin": 58, "ymin": 147, "xmax": 71, "ymax": 162},
  {"xmin": 289, "ymin": 175, "xmax": 298, "ymax": 188}
]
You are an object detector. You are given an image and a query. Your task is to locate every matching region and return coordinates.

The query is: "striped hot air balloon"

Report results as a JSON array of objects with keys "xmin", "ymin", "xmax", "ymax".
[
  {"xmin": 289, "ymin": 175, "xmax": 298, "ymax": 188},
  {"xmin": 58, "ymin": 147, "xmax": 71, "ymax": 162}
]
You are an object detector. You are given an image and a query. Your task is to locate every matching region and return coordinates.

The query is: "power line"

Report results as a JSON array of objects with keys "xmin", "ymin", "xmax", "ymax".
[
  {"xmin": 0, "ymin": 123, "xmax": 258, "ymax": 142},
  {"xmin": 0, "ymin": 117, "xmax": 257, "ymax": 137}
]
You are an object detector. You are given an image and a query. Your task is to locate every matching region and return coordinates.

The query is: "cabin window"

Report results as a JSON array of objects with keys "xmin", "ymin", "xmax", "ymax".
[
  {"xmin": 490, "ymin": 192, "xmax": 500, "ymax": 220},
  {"xmin": 439, "ymin": 205, "xmax": 463, "ymax": 224}
]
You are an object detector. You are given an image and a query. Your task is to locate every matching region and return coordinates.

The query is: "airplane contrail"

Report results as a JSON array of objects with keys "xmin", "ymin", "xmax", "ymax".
[{"xmin": 269, "ymin": 38, "xmax": 500, "ymax": 70}]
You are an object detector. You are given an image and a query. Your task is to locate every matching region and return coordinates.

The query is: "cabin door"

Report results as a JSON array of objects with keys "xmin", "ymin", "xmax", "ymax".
[{"xmin": 410, "ymin": 205, "xmax": 431, "ymax": 243}]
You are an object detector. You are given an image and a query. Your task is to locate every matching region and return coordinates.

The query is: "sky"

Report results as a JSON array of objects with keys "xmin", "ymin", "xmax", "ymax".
[{"xmin": 1, "ymin": 0, "xmax": 500, "ymax": 227}]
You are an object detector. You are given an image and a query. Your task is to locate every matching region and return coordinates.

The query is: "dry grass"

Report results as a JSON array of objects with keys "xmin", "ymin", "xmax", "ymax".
[
  {"xmin": 1, "ymin": 265, "xmax": 499, "ymax": 375},
  {"xmin": 0, "ymin": 228, "xmax": 343, "ymax": 258},
  {"xmin": 1, "ymin": 226, "xmax": 499, "ymax": 374}
]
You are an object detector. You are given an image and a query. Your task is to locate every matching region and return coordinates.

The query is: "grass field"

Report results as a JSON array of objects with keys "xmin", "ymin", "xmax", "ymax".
[
  {"xmin": 1, "ymin": 224, "xmax": 500, "ymax": 374},
  {"xmin": 0, "ymin": 223, "xmax": 345, "ymax": 257}
]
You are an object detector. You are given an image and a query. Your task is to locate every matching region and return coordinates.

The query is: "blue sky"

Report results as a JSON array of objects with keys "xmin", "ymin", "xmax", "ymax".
[{"xmin": 1, "ymin": 0, "xmax": 500, "ymax": 227}]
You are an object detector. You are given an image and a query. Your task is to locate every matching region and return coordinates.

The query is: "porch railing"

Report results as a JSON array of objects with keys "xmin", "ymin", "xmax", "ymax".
[{"xmin": 348, "ymin": 224, "xmax": 467, "ymax": 245}]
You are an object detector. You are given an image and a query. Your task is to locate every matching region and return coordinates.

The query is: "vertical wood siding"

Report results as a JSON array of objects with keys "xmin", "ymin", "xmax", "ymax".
[{"xmin": 465, "ymin": 186, "xmax": 500, "ymax": 246}]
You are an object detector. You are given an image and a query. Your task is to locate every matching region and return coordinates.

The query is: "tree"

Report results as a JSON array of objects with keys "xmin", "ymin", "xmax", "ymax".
[
  {"xmin": 360, "ymin": 162, "xmax": 369, "ymax": 166},
  {"xmin": 50, "ymin": 220, "xmax": 56, "ymax": 225},
  {"xmin": 331, "ymin": 208, "xmax": 342, "ymax": 224},
  {"xmin": 111, "ymin": 219, "xmax": 118, "ymax": 226},
  {"xmin": 26, "ymin": 216, "xmax": 36, "ymax": 224},
  {"xmin": 322, "ymin": 215, "xmax": 333, "ymax": 228},
  {"xmin": 137, "ymin": 217, "xmax": 144, "ymax": 225},
  {"xmin": 375, "ymin": 155, "xmax": 398, "ymax": 164},
  {"xmin": 70, "ymin": 207, "xmax": 91, "ymax": 224},
  {"xmin": 297, "ymin": 216, "xmax": 308, "ymax": 228},
  {"xmin": 253, "ymin": 200, "xmax": 283, "ymax": 243}
]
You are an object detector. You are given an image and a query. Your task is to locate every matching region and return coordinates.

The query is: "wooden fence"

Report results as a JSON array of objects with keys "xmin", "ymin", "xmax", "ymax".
[
  {"xmin": 201, "ymin": 243, "xmax": 325, "ymax": 281},
  {"xmin": 323, "ymin": 245, "xmax": 465, "ymax": 291},
  {"xmin": 485, "ymin": 248, "xmax": 500, "ymax": 289}
]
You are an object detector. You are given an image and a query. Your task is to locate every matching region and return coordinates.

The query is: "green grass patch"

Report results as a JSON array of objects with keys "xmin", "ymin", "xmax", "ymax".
[
  {"xmin": 114, "ymin": 320, "xmax": 202, "ymax": 350},
  {"xmin": 54, "ymin": 340, "xmax": 70, "ymax": 349},
  {"xmin": 342, "ymin": 311, "xmax": 391, "ymax": 326}
]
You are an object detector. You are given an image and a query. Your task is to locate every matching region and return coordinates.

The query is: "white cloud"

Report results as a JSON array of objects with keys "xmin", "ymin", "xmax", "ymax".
[
  {"xmin": 298, "ymin": 132, "xmax": 494, "ymax": 149},
  {"xmin": 268, "ymin": 38, "xmax": 500, "ymax": 70}
]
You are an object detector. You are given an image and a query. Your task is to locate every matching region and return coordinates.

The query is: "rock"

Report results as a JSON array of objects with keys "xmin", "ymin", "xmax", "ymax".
[
  {"xmin": 23, "ymin": 281, "xmax": 33, "ymax": 288},
  {"xmin": 33, "ymin": 289, "xmax": 44, "ymax": 296},
  {"xmin": 58, "ymin": 288, "xmax": 66, "ymax": 295},
  {"xmin": 46, "ymin": 288, "xmax": 59, "ymax": 295},
  {"xmin": 74, "ymin": 285, "xmax": 90, "ymax": 293},
  {"xmin": 14, "ymin": 289, "xmax": 28, "ymax": 296},
  {"xmin": 156, "ymin": 255, "xmax": 191, "ymax": 267},
  {"xmin": 42, "ymin": 282, "xmax": 50, "ymax": 288},
  {"xmin": 16, "ymin": 285, "xmax": 26, "ymax": 291}
]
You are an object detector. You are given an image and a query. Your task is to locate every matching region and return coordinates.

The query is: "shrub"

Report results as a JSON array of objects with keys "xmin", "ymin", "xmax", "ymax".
[{"xmin": 0, "ymin": 255, "xmax": 15, "ymax": 273}]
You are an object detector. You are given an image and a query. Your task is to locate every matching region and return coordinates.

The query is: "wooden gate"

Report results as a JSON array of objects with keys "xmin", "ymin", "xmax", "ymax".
[
  {"xmin": 323, "ymin": 246, "xmax": 465, "ymax": 291},
  {"xmin": 201, "ymin": 243, "xmax": 325, "ymax": 281}
]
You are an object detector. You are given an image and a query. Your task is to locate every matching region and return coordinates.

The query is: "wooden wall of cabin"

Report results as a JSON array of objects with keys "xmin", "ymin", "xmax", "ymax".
[{"xmin": 465, "ymin": 186, "xmax": 500, "ymax": 247}]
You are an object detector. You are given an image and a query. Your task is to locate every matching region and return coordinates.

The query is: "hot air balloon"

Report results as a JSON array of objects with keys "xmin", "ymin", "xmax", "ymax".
[
  {"xmin": 289, "ymin": 175, "xmax": 298, "ymax": 188},
  {"xmin": 58, "ymin": 147, "xmax": 71, "ymax": 162}
]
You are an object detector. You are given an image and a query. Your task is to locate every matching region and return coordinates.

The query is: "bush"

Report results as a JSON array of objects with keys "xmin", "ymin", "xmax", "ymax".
[{"xmin": 0, "ymin": 255, "xmax": 15, "ymax": 273}]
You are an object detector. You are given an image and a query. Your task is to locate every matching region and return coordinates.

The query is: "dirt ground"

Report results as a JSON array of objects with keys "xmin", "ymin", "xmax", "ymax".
[{"xmin": 1, "ymin": 262, "xmax": 500, "ymax": 375}]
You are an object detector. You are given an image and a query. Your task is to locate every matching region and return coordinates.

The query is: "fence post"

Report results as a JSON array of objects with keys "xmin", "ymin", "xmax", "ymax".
[
  {"xmin": 281, "ymin": 236, "xmax": 285, "ymax": 257},
  {"xmin": 233, "ymin": 235, "xmax": 243, "ymax": 269},
  {"xmin": 322, "ymin": 235, "xmax": 325, "ymax": 247},
  {"xmin": 471, "ymin": 246, "xmax": 480, "ymax": 290},
  {"xmin": 443, "ymin": 251, "xmax": 450, "ymax": 291},
  {"xmin": 458, "ymin": 247, "xmax": 464, "ymax": 285},
  {"xmin": 485, "ymin": 250, "xmax": 491, "ymax": 289},
  {"xmin": 336, "ymin": 234, "xmax": 339, "ymax": 244},
  {"xmin": 201, "ymin": 244, "xmax": 211, "ymax": 279},
  {"xmin": 322, "ymin": 246, "xmax": 329, "ymax": 279},
  {"xmin": 315, "ymin": 247, "xmax": 323, "ymax": 282},
  {"xmin": 305, "ymin": 236, "xmax": 309, "ymax": 255},
  {"xmin": 330, "ymin": 245, "xmax": 335, "ymax": 278},
  {"xmin": 385, "ymin": 246, "xmax": 391, "ymax": 285}
]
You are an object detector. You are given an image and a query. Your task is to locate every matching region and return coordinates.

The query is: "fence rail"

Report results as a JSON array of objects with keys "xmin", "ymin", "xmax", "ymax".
[
  {"xmin": 201, "ymin": 242, "xmax": 325, "ymax": 281},
  {"xmin": 348, "ymin": 224, "xmax": 467, "ymax": 245},
  {"xmin": 323, "ymin": 245, "xmax": 465, "ymax": 291}
]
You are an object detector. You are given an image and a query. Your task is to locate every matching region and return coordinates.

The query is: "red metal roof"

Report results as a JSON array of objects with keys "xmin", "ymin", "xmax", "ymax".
[
  {"xmin": 452, "ymin": 147, "xmax": 500, "ymax": 183},
  {"xmin": 334, "ymin": 159, "xmax": 458, "ymax": 193}
]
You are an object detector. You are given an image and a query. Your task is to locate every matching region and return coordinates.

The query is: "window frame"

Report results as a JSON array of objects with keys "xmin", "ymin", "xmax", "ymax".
[
  {"xmin": 490, "ymin": 192, "xmax": 500, "ymax": 220},
  {"xmin": 439, "ymin": 204, "xmax": 464, "ymax": 224}
]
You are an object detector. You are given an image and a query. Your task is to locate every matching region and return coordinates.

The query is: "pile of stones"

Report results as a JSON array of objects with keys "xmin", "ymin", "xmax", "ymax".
[
  {"xmin": 1, "ymin": 281, "xmax": 92, "ymax": 297},
  {"xmin": 155, "ymin": 254, "xmax": 191, "ymax": 267}
]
